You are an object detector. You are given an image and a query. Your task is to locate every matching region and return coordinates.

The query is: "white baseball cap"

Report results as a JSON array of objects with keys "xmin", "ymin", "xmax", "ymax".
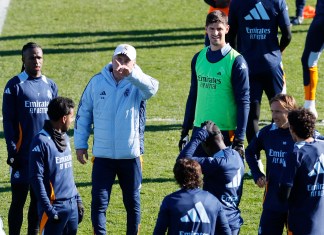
[{"xmin": 113, "ymin": 44, "xmax": 136, "ymax": 61}]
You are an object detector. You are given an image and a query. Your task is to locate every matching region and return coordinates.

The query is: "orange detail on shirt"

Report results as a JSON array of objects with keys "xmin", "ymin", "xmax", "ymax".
[
  {"xmin": 50, "ymin": 182, "xmax": 56, "ymax": 201},
  {"xmin": 16, "ymin": 123, "xmax": 23, "ymax": 152},
  {"xmin": 263, "ymin": 182, "xmax": 269, "ymax": 204},
  {"xmin": 39, "ymin": 212, "xmax": 49, "ymax": 234}
]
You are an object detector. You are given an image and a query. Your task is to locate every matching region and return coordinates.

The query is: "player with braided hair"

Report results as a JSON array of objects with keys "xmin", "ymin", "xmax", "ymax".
[{"xmin": 2, "ymin": 42, "xmax": 58, "ymax": 235}]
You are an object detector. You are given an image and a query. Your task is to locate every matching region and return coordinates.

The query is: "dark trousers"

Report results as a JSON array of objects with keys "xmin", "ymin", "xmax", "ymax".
[
  {"xmin": 258, "ymin": 209, "xmax": 287, "ymax": 235},
  {"xmin": 295, "ymin": 0, "xmax": 306, "ymax": 17},
  {"xmin": 40, "ymin": 197, "xmax": 78, "ymax": 235},
  {"xmin": 8, "ymin": 183, "xmax": 39, "ymax": 235},
  {"xmin": 91, "ymin": 157, "xmax": 142, "ymax": 235}
]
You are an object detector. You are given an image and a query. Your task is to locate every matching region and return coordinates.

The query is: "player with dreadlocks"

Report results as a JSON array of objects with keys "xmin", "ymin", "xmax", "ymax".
[{"xmin": 2, "ymin": 42, "xmax": 58, "ymax": 235}]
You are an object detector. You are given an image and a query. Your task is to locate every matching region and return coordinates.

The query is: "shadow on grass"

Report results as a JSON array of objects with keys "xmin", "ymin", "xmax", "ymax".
[
  {"xmin": 56, "ymin": 34, "xmax": 203, "ymax": 46},
  {"xmin": 0, "ymin": 27, "xmax": 204, "ymax": 56},
  {"xmin": 291, "ymin": 28, "xmax": 311, "ymax": 34},
  {"xmin": 64, "ymin": 124, "xmax": 180, "ymax": 137},
  {"xmin": 0, "ymin": 174, "xmax": 252, "ymax": 193},
  {"xmin": 145, "ymin": 124, "xmax": 181, "ymax": 132},
  {"xmin": 0, "ymin": 27, "xmax": 203, "ymax": 41},
  {"xmin": 0, "ymin": 177, "xmax": 175, "ymax": 193},
  {"xmin": 0, "ymin": 42, "xmax": 203, "ymax": 57},
  {"xmin": 75, "ymin": 177, "xmax": 174, "ymax": 189},
  {"xmin": 0, "ymin": 186, "xmax": 11, "ymax": 193}
]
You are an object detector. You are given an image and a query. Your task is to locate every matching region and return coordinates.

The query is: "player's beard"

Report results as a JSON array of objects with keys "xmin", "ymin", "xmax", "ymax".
[{"xmin": 210, "ymin": 38, "xmax": 225, "ymax": 50}]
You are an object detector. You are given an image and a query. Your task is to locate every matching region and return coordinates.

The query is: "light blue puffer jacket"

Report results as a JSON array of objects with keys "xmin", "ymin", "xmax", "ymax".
[{"xmin": 74, "ymin": 63, "xmax": 159, "ymax": 159}]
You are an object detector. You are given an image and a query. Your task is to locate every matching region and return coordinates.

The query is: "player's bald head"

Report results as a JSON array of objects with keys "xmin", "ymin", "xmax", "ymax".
[{"xmin": 200, "ymin": 121, "xmax": 225, "ymax": 156}]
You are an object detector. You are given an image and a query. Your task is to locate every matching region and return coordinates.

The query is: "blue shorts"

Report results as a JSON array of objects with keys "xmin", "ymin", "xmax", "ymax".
[{"xmin": 249, "ymin": 63, "xmax": 285, "ymax": 104}]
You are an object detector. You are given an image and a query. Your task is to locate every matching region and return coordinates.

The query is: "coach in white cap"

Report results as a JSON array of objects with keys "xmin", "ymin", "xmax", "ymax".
[{"xmin": 74, "ymin": 44, "xmax": 159, "ymax": 235}]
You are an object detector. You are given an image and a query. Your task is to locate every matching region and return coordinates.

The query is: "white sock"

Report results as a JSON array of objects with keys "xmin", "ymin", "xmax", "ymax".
[{"xmin": 304, "ymin": 100, "xmax": 318, "ymax": 118}]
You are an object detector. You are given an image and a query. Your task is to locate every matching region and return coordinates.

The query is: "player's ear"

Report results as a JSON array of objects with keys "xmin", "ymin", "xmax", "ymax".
[
  {"xmin": 62, "ymin": 115, "xmax": 67, "ymax": 124},
  {"xmin": 131, "ymin": 59, "xmax": 136, "ymax": 68},
  {"xmin": 225, "ymin": 24, "xmax": 230, "ymax": 33}
]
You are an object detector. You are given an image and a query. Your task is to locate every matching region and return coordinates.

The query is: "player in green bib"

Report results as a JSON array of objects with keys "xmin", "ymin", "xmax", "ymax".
[
  {"xmin": 195, "ymin": 46, "xmax": 240, "ymax": 130},
  {"xmin": 179, "ymin": 10, "xmax": 250, "ymax": 157}
]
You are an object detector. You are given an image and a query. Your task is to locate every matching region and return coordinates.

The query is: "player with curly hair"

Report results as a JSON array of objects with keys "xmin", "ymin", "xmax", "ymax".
[
  {"xmin": 279, "ymin": 108, "xmax": 324, "ymax": 234},
  {"xmin": 154, "ymin": 158, "xmax": 231, "ymax": 235},
  {"xmin": 178, "ymin": 121, "xmax": 245, "ymax": 235}
]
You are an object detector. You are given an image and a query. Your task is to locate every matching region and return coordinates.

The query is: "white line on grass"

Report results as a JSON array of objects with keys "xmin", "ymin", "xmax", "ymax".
[
  {"xmin": 0, "ymin": 117, "xmax": 324, "ymax": 125},
  {"xmin": 0, "ymin": 117, "xmax": 180, "ymax": 123},
  {"xmin": 0, "ymin": 0, "xmax": 10, "ymax": 34}
]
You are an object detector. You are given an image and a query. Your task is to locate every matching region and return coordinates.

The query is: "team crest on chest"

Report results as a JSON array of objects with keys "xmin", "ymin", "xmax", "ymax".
[
  {"xmin": 13, "ymin": 170, "xmax": 20, "ymax": 179},
  {"xmin": 124, "ymin": 88, "xmax": 130, "ymax": 97},
  {"xmin": 47, "ymin": 90, "xmax": 52, "ymax": 99}
]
